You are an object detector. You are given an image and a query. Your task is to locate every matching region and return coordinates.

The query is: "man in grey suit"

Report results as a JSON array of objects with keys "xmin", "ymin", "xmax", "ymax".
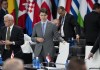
[{"xmin": 31, "ymin": 8, "xmax": 65, "ymax": 63}]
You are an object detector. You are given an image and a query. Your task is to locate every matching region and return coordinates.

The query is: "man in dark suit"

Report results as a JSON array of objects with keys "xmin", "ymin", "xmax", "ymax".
[
  {"xmin": 88, "ymin": 34, "xmax": 100, "ymax": 59},
  {"xmin": 31, "ymin": 8, "xmax": 65, "ymax": 63},
  {"xmin": 57, "ymin": 6, "xmax": 80, "ymax": 42},
  {"xmin": 0, "ymin": 14, "xmax": 24, "ymax": 61},
  {"xmin": 0, "ymin": 0, "xmax": 8, "ymax": 29},
  {"xmin": 84, "ymin": 3, "xmax": 100, "ymax": 46},
  {"xmin": 57, "ymin": 6, "xmax": 80, "ymax": 59}
]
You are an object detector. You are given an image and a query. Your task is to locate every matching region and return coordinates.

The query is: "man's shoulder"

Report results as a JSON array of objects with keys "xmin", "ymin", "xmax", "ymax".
[
  {"xmin": 66, "ymin": 13, "xmax": 74, "ymax": 18},
  {"xmin": 47, "ymin": 21, "xmax": 57, "ymax": 28},
  {"xmin": 0, "ymin": 26, "xmax": 6, "ymax": 30},
  {"xmin": 34, "ymin": 21, "xmax": 41, "ymax": 26},
  {"xmin": 13, "ymin": 25, "xmax": 22, "ymax": 30},
  {"xmin": 0, "ymin": 8, "xmax": 4, "ymax": 13}
]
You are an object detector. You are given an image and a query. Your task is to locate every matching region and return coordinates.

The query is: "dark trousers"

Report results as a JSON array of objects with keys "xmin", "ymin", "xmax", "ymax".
[
  {"xmin": 2, "ymin": 49, "xmax": 23, "ymax": 61},
  {"xmin": 2, "ymin": 49, "xmax": 12, "ymax": 61}
]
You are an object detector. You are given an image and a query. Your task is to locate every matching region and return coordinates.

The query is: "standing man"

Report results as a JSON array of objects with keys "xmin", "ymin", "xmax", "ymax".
[
  {"xmin": 31, "ymin": 8, "xmax": 65, "ymax": 63},
  {"xmin": 57, "ymin": 6, "xmax": 80, "ymax": 59},
  {"xmin": 0, "ymin": 14, "xmax": 24, "ymax": 61},
  {"xmin": 84, "ymin": 3, "xmax": 100, "ymax": 46},
  {"xmin": 0, "ymin": 0, "xmax": 8, "ymax": 29},
  {"xmin": 57, "ymin": 6, "xmax": 80, "ymax": 42}
]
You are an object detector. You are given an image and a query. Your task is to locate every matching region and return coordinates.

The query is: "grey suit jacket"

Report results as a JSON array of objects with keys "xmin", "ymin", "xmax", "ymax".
[{"xmin": 31, "ymin": 21, "xmax": 63, "ymax": 57}]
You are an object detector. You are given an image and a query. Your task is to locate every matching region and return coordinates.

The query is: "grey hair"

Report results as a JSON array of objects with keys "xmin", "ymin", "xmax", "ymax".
[
  {"xmin": 4, "ymin": 14, "xmax": 14, "ymax": 20},
  {"xmin": 3, "ymin": 58, "xmax": 24, "ymax": 70}
]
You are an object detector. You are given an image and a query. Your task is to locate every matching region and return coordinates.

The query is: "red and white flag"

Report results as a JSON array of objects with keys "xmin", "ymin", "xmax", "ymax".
[
  {"xmin": 46, "ymin": 53, "xmax": 51, "ymax": 62},
  {"xmin": 41, "ymin": 0, "xmax": 53, "ymax": 20},
  {"xmin": 18, "ymin": 0, "xmax": 27, "ymax": 29},
  {"xmin": 11, "ymin": 51, "xmax": 14, "ymax": 59},
  {"xmin": 32, "ymin": 0, "xmax": 42, "ymax": 27}
]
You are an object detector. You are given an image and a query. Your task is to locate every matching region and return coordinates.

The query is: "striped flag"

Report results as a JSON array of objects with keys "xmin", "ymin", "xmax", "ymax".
[
  {"xmin": 26, "ymin": 0, "xmax": 35, "ymax": 36},
  {"xmin": 87, "ymin": 0, "xmax": 98, "ymax": 13},
  {"xmin": 69, "ymin": 0, "xmax": 80, "ymax": 20},
  {"xmin": 58, "ymin": 0, "xmax": 66, "ymax": 8},
  {"xmin": 51, "ymin": 0, "xmax": 59, "ymax": 19},
  {"xmin": 77, "ymin": 0, "xmax": 87, "ymax": 27}
]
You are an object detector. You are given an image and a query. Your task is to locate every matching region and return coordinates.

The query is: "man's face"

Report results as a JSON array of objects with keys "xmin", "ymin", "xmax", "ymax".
[
  {"xmin": 39, "ymin": 12, "xmax": 48, "ymax": 22},
  {"xmin": 57, "ymin": 9, "xmax": 65, "ymax": 17},
  {"xmin": 2, "ymin": 1, "xmax": 8, "ymax": 9},
  {"xmin": 98, "ymin": 8, "xmax": 100, "ymax": 13},
  {"xmin": 4, "ymin": 17, "xmax": 13, "ymax": 27}
]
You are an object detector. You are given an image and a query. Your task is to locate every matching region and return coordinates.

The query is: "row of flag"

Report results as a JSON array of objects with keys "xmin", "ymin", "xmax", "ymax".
[{"xmin": 7, "ymin": 0, "xmax": 100, "ymax": 36}]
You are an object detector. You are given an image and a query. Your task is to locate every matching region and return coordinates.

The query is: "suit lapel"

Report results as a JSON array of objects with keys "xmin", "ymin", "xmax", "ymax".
[
  {"xmin": 39, "ymin": 22, "xmax": 44, "ymax": 37},
  {"xmin": 44, "ymin": 21, "xmax": 49, "ymax": 37},
  {"xmin": 10, "ymin": 26, "xmax": 15, "ymax": 40},
  {"xmin": 3, "ymin": 27, "xmax": 7, "ymax": 40}
]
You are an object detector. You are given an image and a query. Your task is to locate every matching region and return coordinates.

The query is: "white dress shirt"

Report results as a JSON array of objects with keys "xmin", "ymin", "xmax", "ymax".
[
  {"xmin": 60, "ymin": 13, "xmax": 66, "ymax": 37},
  {"xmin": 5, "ymin": 24, "xmax": 15, "ymax": 49}
]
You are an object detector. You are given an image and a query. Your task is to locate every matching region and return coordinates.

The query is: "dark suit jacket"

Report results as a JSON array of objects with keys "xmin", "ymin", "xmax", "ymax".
[
  {"xmin": 84, "ymin": 11, "xmax": 100, "ymax": 45},
  {"xmin": 0, "ymin": 8, "xmax": 8, "ymax": 28},
  {"xmin": 0, "ymin": 25, "xmax": 24, "ymax": 59},
  {"xmin": 59, "ymin": 13, "xmax": 80, "ymax": 41},
  {"xmin": 91, "ymin": 34, "xmax": 100, "ymax": 54}
]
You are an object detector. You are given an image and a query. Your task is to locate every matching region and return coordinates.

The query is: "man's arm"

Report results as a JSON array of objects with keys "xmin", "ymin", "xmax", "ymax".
[
  {"xmin": 31, "ymin": 24, "xmax": 44, "ymax": 43},
  {"xmin": 70, "ymin": 15, "xmax": 80, "ymax": 41},
  {"xmin": 53, "ymin": 24, "xmax": 64, "ymax": 42},
  {"xmin": 14, "ymin": 27, "xmax": 24, "ymax": 45},
  {"xmin": 31, "ymin": 25, "xmax": 37, "ymax": 42},
  {"xmin": 91, "ymin": 35, "xmax": 100, "ymax": 54},
  {"xmin": 88, "ymin": 34, "xmax": 100, "ymax": 59}
]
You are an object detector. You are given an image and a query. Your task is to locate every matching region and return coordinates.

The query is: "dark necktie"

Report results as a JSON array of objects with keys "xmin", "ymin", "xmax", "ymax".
[{"xmin": 6, "ymin": 27, "xmax": 10, "ymax": 50}]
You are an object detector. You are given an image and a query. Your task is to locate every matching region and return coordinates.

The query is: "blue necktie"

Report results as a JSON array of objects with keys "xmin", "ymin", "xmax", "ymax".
[
  {"xmin": 42, "ymin": 23, "xmax": 45, "ymax": 36},
  {"xmin": 61, "ymin": 17, "xmax": 64, "ymax": 25}
]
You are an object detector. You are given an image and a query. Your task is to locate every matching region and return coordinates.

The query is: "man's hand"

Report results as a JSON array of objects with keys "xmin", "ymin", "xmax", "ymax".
[
  {"xmin": 88, "ymin": 52, "xmax": 94, "ymax": 59},
  {"xmin": 5, "ymin": 40, "xmax": 13, "ymax": 45},
  {"xmin": 62, "ymin": 40, "xmax": 67, "ymax": 44},
  {"xmin": 0, "ymin": 40, "xmax": 5, "ymax": 45},
  {"xmin": 36, "ymin": 37, "xmax": 44, "ymax": 43},
  {"xmin": 76, "ymin": 34, "xmax": 80, "ymax": 42}
]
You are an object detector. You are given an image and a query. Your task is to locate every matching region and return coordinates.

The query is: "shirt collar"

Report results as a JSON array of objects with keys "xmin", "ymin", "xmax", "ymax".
[
  {"xmin": 41, "ymin": 20, "xmax": 48, "ymax": 24},
  {"xmin": 2, "ymin": 7, "xmax": 6, "ymax": 12},
  {"xmin": 7, "ymin": 24, "xmax": 14, "ymax": 30}
]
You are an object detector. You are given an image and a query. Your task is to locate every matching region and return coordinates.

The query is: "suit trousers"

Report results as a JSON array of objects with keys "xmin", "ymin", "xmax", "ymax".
[{"xmin": 2, "ymin": 49, "xmax": 12, "ymax": 61}]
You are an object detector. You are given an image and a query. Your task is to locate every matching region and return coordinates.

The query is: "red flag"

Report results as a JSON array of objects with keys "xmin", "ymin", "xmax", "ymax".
[
  {"xmin": 11, "ymin": 51, "xmax": 14, "ymax": 59},
  {"xmin": 65, "ymin": 0, "xmax": 72, "ymax": 13},
  {"xmin": 41, "ymin": 0, "xmax": 53, "ymax": 20},
  {"xmin": 32, "ymin": 0, "xmax": 41, "ymax": 27},
  {"xmin": 18, "ymin": 0, "xmax": 27, "ymax": 29}
]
